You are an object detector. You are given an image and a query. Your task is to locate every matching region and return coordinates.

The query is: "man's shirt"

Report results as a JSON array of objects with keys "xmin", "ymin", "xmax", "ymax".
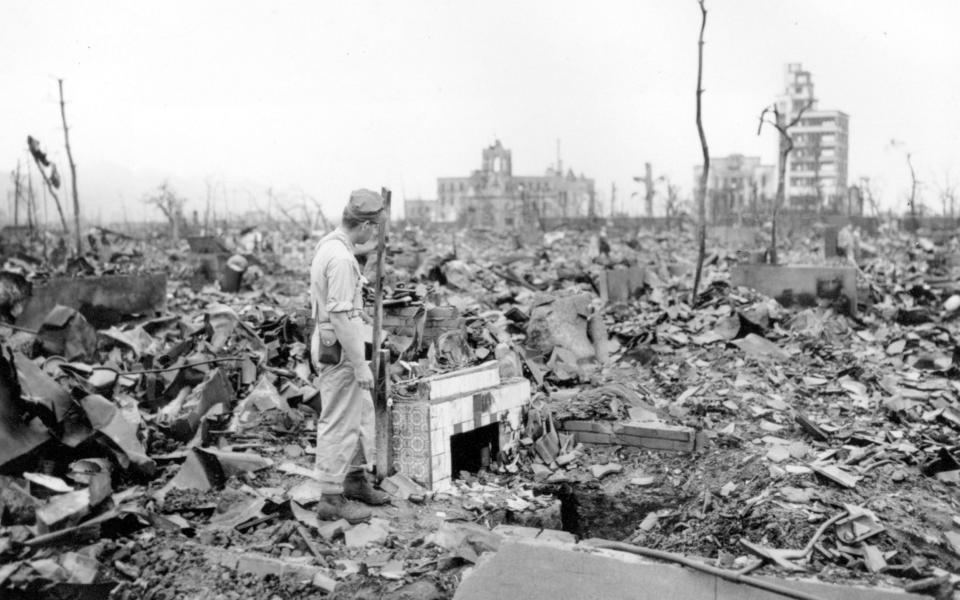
[{"xmin": 310, "ymin": 228, "xmax": 364, "ymax": 325}]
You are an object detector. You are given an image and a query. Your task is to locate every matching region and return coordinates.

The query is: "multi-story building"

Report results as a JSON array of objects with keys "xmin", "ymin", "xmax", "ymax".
[
  {"xmin": 694, "ymin": 154, "xmax": 776, "ymax": 223},
  {"xmin": 775, "ymin": 63, "xmax": 849, "ymax": 212},
  {"xmin": 437, "ymin": 140, "xmax": 595, "ymax": 229}
]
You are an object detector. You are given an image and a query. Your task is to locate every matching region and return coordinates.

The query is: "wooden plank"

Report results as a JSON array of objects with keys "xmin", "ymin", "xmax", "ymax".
[{"xmin": 375, "ymin": 349, "xmax": 391, "ymax": 481}]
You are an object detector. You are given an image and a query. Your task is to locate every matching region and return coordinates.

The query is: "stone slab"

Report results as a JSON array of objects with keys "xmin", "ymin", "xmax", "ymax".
[
  {"xmin": 17, "ymin": 273, "xmax": 167, "ymax": 330},
  {"xmin": 730, "ymin": 264, "xmax": 857, "ymax": 316},
  {"xmin": 454, "ymin": 540, "xmax": 924, "ymax": 600}
]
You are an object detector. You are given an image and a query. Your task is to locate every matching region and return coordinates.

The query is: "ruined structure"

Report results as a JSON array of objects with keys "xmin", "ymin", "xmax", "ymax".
[
  {"xmin": 693, "ymin": 154, "xmax": 776, "ymax": 223},
  {"xmin": 775, "ymin": 63, "xmax": 850, "ymax": 213},
  {"xmin": 436, "ymin": 140, "xmax": 595, "ymax": 229}
]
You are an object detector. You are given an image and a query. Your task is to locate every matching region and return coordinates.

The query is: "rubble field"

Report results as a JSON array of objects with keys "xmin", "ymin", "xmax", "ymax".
[{"xmin": 1, "ymin": 220, "xmax": 960, "ymax": 600}]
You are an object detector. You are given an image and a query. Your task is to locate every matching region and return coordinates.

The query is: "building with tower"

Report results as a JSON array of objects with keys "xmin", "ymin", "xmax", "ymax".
[
  {"xmin": 694, "ymin": 154, "xmax": 776, "ymax": 223},
  {"xmin": 436, "ymin": 140, "xmax": 595, "ymax": 229}
]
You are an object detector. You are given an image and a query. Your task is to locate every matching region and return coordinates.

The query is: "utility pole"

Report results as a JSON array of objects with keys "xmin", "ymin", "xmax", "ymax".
[
  {"xmin": 610, "ymin": 182, "xmax": 617, "ymax": 218},
  {"xmin": 58, "ymin": 79, "xmax": 82, "ymax": 255}
]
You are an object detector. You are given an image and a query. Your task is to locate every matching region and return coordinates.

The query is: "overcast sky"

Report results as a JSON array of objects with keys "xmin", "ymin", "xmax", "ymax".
[{"xmin": 1, "ymin": 0, "xmax": 958, "ymax": 224}]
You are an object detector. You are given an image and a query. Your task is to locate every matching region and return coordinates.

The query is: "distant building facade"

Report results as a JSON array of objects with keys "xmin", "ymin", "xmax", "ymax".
[
  {"xmin": 775, "ymin": 63, "xmax": 849, "ymax": 213},
  {"xmin": 403, "ymin": 198, "xmax": 436, "ymax": 224},
  {"xmin": 437, "ymin": 140, "xmax": 595, "ymax": 229},
  {"xmin": 694, "ymin": 154, "xmax": 776, "ymax": 223}
]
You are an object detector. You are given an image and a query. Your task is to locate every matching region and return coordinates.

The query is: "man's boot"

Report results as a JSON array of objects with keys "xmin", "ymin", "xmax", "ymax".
[
  {"xmin": 314, "ymin": 493, "xmax": 371, "ymax": 524},
  {"xmin": 343, "ymin": 471, "xmax": 391, "ymax": 506}
]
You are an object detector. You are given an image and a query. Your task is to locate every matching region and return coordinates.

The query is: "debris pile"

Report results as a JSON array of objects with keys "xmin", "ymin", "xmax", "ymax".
[{"xmin": 0, "ymin": 221, "xmax": 958, "ymax": 599}]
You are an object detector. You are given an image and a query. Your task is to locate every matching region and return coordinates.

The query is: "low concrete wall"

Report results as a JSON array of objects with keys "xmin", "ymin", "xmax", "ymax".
[
  {"xmin": 731, "ymin": 264, "xmax": 857, "ymax": 316},
  {"xmin": 17, "ymin": 273, "xmax": 168, "ymax": 329}
]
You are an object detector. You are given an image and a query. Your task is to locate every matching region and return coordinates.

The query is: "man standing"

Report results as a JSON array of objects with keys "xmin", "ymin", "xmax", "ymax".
[{"xmin": 310, "ymin": 189, "xmax": 391, "ymax": 523}]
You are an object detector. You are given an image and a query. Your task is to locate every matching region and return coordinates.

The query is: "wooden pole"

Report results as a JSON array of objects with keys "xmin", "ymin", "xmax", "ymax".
[
  {"xmin": 58, "ymin": 79, "xmax": 82, "ymax": 255},
  {"xmin": 371, "ymin": 187, "xmax": 392, "ymax": 480}
]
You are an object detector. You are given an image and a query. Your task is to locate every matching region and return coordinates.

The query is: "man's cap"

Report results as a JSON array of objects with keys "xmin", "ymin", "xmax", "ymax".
[{"xmin": 344, "ymin": 189, "xmax": 386, "ymax": 223}]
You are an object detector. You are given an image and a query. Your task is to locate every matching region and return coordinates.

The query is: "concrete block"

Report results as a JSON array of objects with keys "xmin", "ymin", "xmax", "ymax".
[
  {"xmin": 537, "ymin": 529, "xmax": 577, "ymax": 544},
  {"xmin": 562, "ymin": 420, "xmax": 614, "ymax": 434},
  {"xmin": 599, "ymin": 266, "xmax": 645, "ymax": 303},
  {"xmin": 731, "ymin": 264, "xmax": 857, "ymax": 316},
  {"xmin": 453, "ymin": 540, "xmax": 926, "ymax": 600},
  {"xmin": 614, "ymin": 421, "xmax": 695, "ymax": 442},
  {"xmin": 615, "ymin": 434, "xmax": 695, "ymax": 453},
  {"xmin": 17, "ymin": 273, "xmax": 167, "ymax": 330},
  {"xmin": 493, "ymin": 524, "xmax": 541, "ymax": 539},
  {"xmin": 571, "ymin": 432, "xmax": 617, "ymax": 445},
  {"xmin": 420, "ymin": 361, "xmax": 501, "ymax": 402}
]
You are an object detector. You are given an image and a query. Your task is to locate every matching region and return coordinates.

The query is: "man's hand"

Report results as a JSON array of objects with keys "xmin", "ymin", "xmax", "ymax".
[{"xmin": 355, "ymin": 363, "xmax": 375, "ymax": 390}]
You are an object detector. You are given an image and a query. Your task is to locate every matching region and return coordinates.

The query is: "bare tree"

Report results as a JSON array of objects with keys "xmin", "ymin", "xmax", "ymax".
[
  {"xmin": 144, "ymin": 182, "xmax": 187, "ymax": 241},
  {"xmin": 890, "ymin": 140, "xmax": 920, "ymax": 228},
  {"xmin": 27, "ymin": 135, "xmax": 70, "ymax": 233},
  {"xmin": 301, "ymin": 192, "xmax": 332, "ymax": 231},
  {"xmin": 937, "ymin": 171, "xmax": 957, "ymax": 219},
  {"xmin": 58, "ymin": 79, "xmax": 82, "ymax": 255},
  {"xmin": 857, "ymin": 176, "xmax": 880, "ymax": 218},
  {"xmin": 690, "ymin": 0, "xmax": 710, "ymax": 304},
  {"xmin": 11, "ymin": 162, "xmax": 22, "ymax": 227},
  {"xmin": 757, "ymin": 100, "xmax": 812, "ymax": 264}
]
